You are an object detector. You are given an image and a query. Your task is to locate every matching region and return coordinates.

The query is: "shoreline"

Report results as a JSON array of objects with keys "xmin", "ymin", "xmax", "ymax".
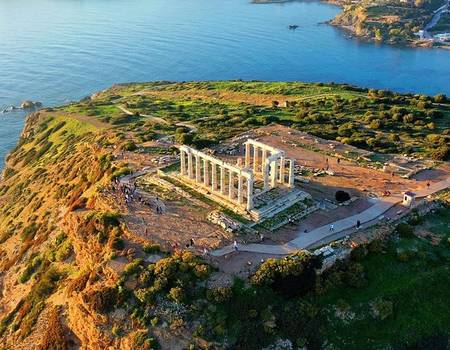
[{"xmin": 252, "ymin": 0, "xmax": 447, "ymax": 49}]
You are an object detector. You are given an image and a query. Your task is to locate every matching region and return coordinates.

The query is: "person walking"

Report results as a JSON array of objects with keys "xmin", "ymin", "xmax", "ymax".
[
  {"xmin": 233, "ymin": 240, "xmax": 239, "ymax": 252},
  {"xmin": 329, "ymin": 224, "xmax": 334, "ymax": 232},
  {"xmin": 356, "ymin": 220, "xmax": 361, "ymax": 230}
]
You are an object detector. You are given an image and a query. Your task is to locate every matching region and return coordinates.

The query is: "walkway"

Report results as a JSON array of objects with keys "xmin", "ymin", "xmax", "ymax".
[
  {"xmin": 210, "ymin": 177, "xmax": 450, "ymax": 257},
  {"xmin": 116, "ymin": 105, "xmax": 169, "ymax": 125}
]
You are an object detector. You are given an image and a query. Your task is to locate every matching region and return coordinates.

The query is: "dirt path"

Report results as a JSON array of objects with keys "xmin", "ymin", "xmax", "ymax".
[{"xmin": 116, "ymin": 105, "xmax": 169, "ymax": 125}]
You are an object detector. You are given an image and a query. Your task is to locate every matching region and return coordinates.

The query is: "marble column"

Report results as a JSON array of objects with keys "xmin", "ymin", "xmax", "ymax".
[
  {"xmin": 245, "ymin": 143, "xmax": 251, "ymax": 168},
  {"xmin": 211, "ymin": 163, "xmax": 217, "ymax": 191},
  {"xmin": 246, "ymin": 177, "xmax": 254, "ymax": 210},
  {"xmin": 270, "ymin": 160, "xmax": 277, "ymax": 188},
  {"xmin": 263, "ymin": 162, "xmax": 270, "ymax": 190},
  {"xmin": 262, "ymin": 149, "xmax": 268, "ymax": 175},
  {"xmin": 203, "ymin": 159, "xmax": 209, "ymax": 186},
  {"xmin": 253, "ymin": 146, "xmax": 259, "ymax": 173},
  {"xmin": 288, "ymin": 159, "xmax": 295, "ymax": 188},
  {"xmin": 237, "ymin": 175, "xmax": 243, "ymax": 204},
  {"xmin": 195, "ymin": 155, "xmax": 201, "ymax": 183},
  {"xmin": 228, "ymin": 170, "xmax": 234, "ymax": 200},
  {"xmin": 220, "ymin": 166, "xmax": 226, "ymax": 195},
  {"xmin": 180, "ymin": 150, "xmax": 186, "ymax": 175},
  {"xmin": 188, "ymin": 153, "xmax": 193, "ymax": 179},
  {"xmin": 279, "ymin": 157, "xmax": 285, "ymax": 184}
]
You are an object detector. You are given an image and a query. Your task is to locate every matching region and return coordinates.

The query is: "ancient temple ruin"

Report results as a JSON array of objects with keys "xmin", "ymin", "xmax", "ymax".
[{"xmin": 178, "ymin": 139, "xmax": 310, "ymax": 221}]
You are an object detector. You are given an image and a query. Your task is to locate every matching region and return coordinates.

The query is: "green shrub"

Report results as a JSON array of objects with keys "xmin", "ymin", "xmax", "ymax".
[
  {"xmin": 143, "ymin": 243, "xmax": 160, "ymax": 254},
  {"xmin": 371, "ymin": 298, "xmax": 394, "ymax": 320},
  {"xmin": 206, "ymin": 286, "xmax": 233, "ymax": 303},
  {"xmin": 251, "ymin": 251, "xmax": 322, "ymax": 297},
  {"xmin": 367, "ymin": 239, "xmax": 384, "ymax": 253},
  {"xmin": 123, "ymin": 258, "xmax": 144, "ymax": 277},
  {"xmin": 350, "ymin": 245, "xmax": 368, "ymax": 261},
  {"xmin": 343, "ymin": 263, "xmax": 367, "ymax": 288},
  {"xmin": 431, "ymin": 145, "xmax": 449, "ymax": 161},
  {"xmin": 19, "ymin": 256, "xmax": 43, "ymax": 283},
  {"xmin": 55, "ymin": 239, "xmax": 73, "ymax": 261},
  {"xmin": 396, "ymin": 223, "xmax": 414, "ymax": 237},
  {"xmin": 120, "ymin": 140, "xmax": 137, "ymax": 151},
  {"xmin": 21, "ymin": 223, "xmax": 39, "ymax": 241},
  {"xmin": 169, "ymin": 286, "xmax": 184, "ymax": 303}
]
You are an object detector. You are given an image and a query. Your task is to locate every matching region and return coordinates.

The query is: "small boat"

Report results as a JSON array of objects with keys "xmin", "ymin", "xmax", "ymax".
[{"xmin": 288, "ymin": 24, "xmax": 299, "ymax": 30}]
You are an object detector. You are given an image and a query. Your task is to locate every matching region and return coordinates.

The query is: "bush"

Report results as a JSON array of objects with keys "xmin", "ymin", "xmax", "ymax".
[
  {"xmin": 431, "ymin": 145, "xmax": 449, "ymax": 161},
  {"xmin": 350, "ymin": 245, "xmax": 368, "ymax": 261},
  {"xmin": 123, "ymin": 258, "xmax": 144, "ymax": 277},
  {"xmin": 120, "ymin": 140, "xmax": 137, "ymax": 151},
  {"xmin": 251, "ymin": 251, "xmax": 322, "ymax": 297},
  {"xmin": 206, "ymin": 286, "xmax": 233, "ymax": 303},
  {"xmin": 169, "ymin": 286, "xmax": 184, "ymax": 303},
  {"xmin": 434, "ymin": 93, "xmax": 447, "ymax": 103},
  {"xmin": 335, "ymin": 190, "xmax": 351, "ymax": 203},
  {"xmin": 143, "ymin": 243, "xmax": 160, "ymax": 254},
  {"xmin": 21, "ymin": 223, "xmax": 40, "ymax": 241},
  {"xmin": 175, "ymin": 132, "xmax": 193, "ymax": 145},
  {"xmin": 343, "ymin": 263, "xmax": 367, "ymax": 288},
  {"xmin": 369, "ymin": 119, "xmax": 383, "ymax": 129},
  {"xmin": 367, "ymin": 239, "xmax": 384, "ymax": 253},
  {"xmin": 371, "ymin": 298, "xmax": 393, "ymax": 320},
  {"xmin": 396, "ymin": 223, "xmax": 414, "ymax": 237},
  {"xmin": 84, "ymin": 286, "xmax": 118, "ymax": 313}
]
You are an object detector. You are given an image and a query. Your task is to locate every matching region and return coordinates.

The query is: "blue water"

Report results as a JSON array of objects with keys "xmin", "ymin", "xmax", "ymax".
[{"xmin": 1, "ymin": 0, "xmax": 450, "ymax": 166}]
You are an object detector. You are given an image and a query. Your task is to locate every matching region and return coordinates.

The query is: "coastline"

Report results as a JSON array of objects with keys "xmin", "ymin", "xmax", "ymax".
[{"xmin": 252, "ymin": 0, "xmax": 447, "ymax": 49}]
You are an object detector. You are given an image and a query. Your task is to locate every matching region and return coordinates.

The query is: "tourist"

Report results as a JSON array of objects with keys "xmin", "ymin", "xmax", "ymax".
[
  {"xmin": 329, "ymin": 224, "xmax": 334, "ymax": 232},
  {"xmin": 337, "ymin": 158, "xmax": 340, "ymax": 164},
  {"xmin": 190, "ymin": 238, "xmax": 195, "ymax": 246},
  {"xmin": 356, "ymin": 220, "xmax": 361, "ymax": 230},
  {"xmin": 233, "ymin": 240, "xmax": 238, "ymax": 251}
]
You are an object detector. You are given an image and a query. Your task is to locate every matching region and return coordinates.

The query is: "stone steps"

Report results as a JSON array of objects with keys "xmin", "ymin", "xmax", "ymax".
[{"xmin": 251, "ymin": 189, "xmax": 310, "ymax": 221}]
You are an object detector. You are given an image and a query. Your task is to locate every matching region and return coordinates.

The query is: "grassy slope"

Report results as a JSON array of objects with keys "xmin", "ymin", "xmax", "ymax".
[{"xmin": 317, "ymin": 208, "xmax": 450, "ymax": 349}]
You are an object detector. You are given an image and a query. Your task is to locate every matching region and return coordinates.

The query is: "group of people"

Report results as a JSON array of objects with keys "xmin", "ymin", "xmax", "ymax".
[
  {"xmin": 329, "ymin": 219, "xmax": 362, "ymax": 232},
  {"xmin": 112, "ymin": 178, "xmax": 167, "ymax": 214},
  {"xmin": 171, "ymin": 239, "xmax": 209, "ymax": 256},
  {"xmin": 110, "ymin": 179, "xmax": 137, "ymax": 204}
]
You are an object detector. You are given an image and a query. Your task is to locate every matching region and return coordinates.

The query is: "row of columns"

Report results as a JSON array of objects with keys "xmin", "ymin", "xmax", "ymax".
[
  {"xmin": 244, "ymin": 140, "xmax": 295, "ymax": 189},
  {"xmin": 180, "ymin": 147, "xmax": 254, "ymax": 210}
]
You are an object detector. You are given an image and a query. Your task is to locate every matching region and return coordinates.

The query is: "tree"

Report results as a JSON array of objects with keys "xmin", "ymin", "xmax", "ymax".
[
  {"xmin": 369, "ymin": 119, "xmax": 383, "ymax": 130},
  {"xmin": 175, "ymin": 132, "xmax": 193, "ymax": 145},
  {"xmin": 335, "ymin": 190, "xmax": 351, "ymax": 203},
  {"xmin": 431, "ymin": 145, "xmax": 449, "ymax": 161},
  {"xmin": 251, "ymin": 251, "xmax": 322, "ymax": 297},
  {"xmin": 434, "ymin": 93, "xmax": 447, "ymax": 103}
]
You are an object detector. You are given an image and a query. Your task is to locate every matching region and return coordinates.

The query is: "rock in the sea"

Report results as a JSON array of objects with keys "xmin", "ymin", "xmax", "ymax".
[{"xmin": 20, "ymin": 100, "xmax": 42, "ymax": 109}]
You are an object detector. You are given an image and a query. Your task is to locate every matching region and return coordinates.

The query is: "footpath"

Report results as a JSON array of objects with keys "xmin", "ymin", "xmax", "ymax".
[{"xmin": 211, "ymin": 177, "xmax": 450, "ymax": 257}]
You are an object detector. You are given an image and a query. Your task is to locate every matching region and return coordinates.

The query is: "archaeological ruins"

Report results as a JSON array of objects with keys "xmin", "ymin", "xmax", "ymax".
[{"xmin": 178, "ymin": 139, "xmax": 309, "ymax": 221}]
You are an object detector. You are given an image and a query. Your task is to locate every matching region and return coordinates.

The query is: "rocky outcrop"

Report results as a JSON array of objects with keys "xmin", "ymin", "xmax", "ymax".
[{"xmin": 20, "ymin": 100, "xmax": 42, "ymax": 110}]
